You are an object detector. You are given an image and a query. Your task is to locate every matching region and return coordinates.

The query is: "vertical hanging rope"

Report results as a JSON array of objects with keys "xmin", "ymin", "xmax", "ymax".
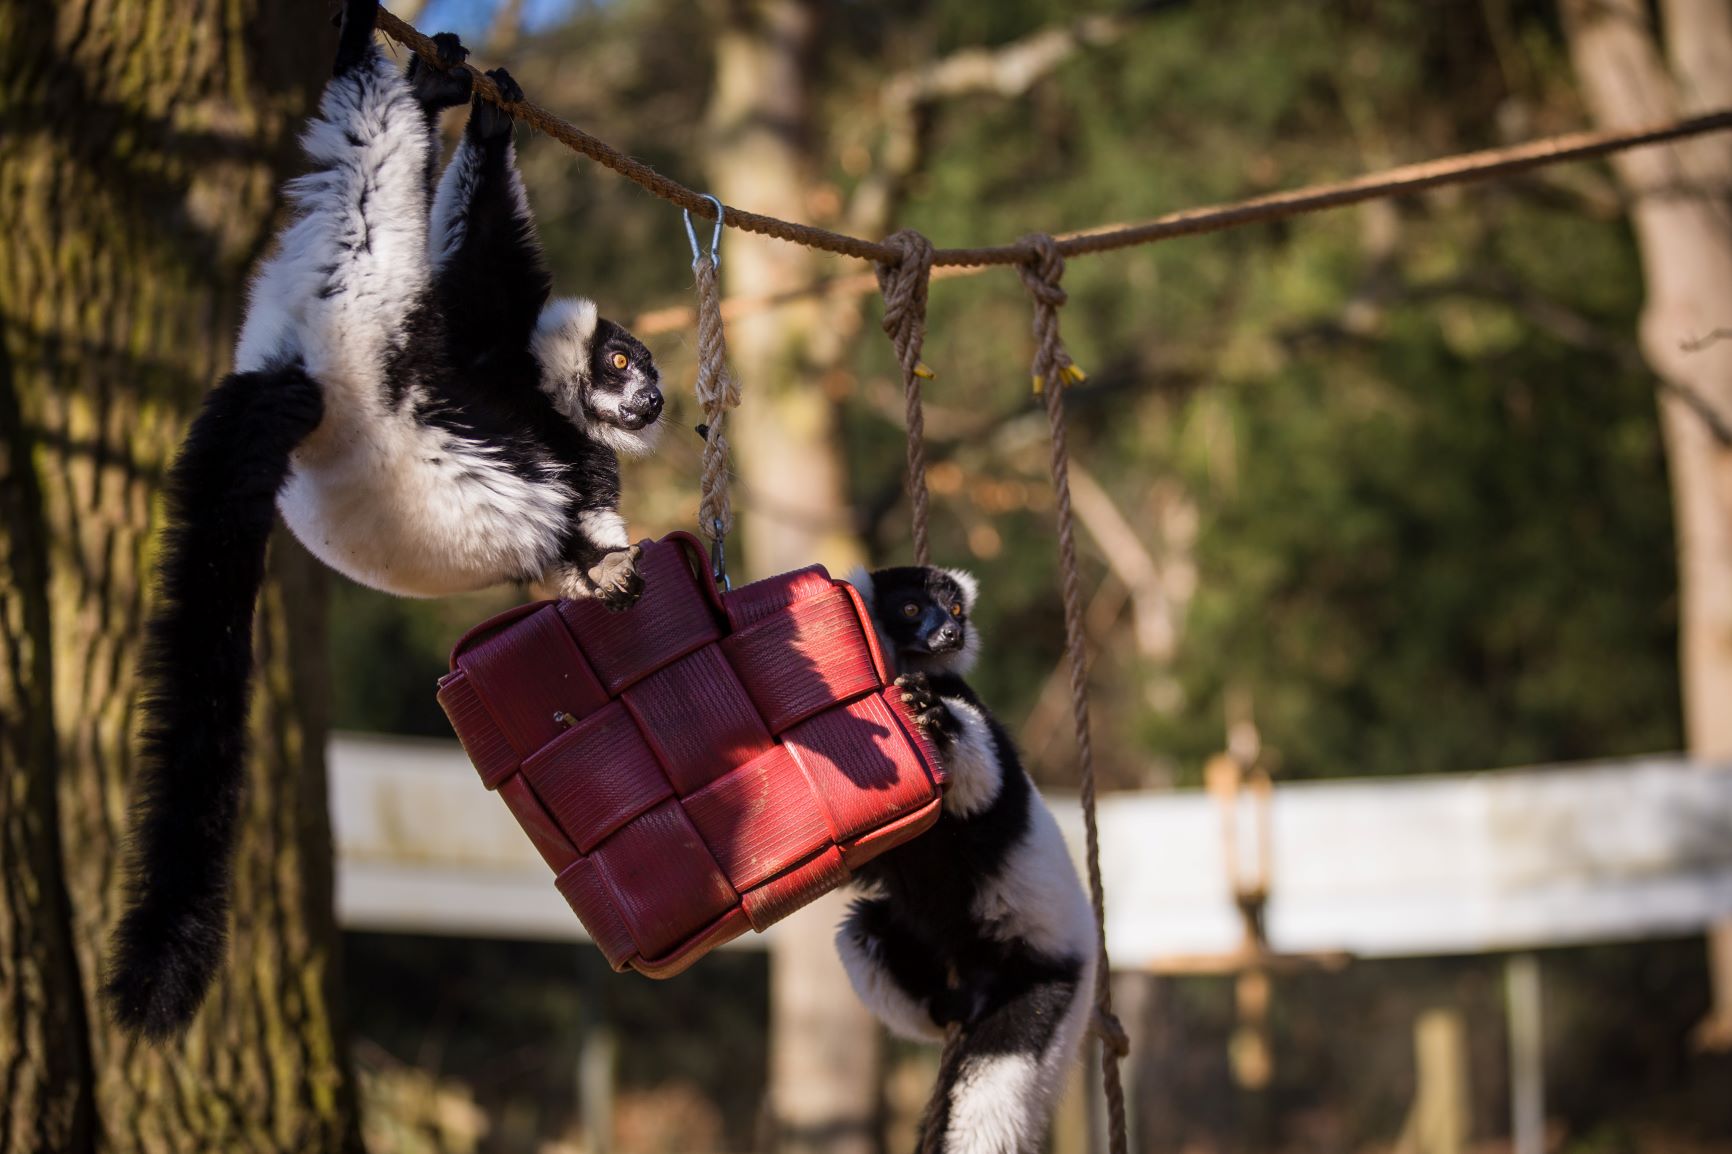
[
  {"xmin": 692, "ymin": 247, "xmax": 740, "ymax": 578},
  {"xmin": 1017, "ymin": 233, "xmax": 1132, "ymax": 1154},
  {"xmin": 874, "ymin": 229, "xmax": 937, "ymax": 566}
]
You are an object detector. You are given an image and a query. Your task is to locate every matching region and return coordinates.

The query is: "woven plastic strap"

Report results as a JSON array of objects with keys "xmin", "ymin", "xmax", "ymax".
[{"xmin": 437, "ymin": 535, "xmax": 947, "ymax": 977}]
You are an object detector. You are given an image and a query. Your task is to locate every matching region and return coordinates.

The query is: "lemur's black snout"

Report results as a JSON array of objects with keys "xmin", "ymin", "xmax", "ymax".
[
  {"xmin": 625, "ymin": 388, "xmax": 663, "ymax": 427},
  {"xmin": 929, "ymin": 621, "xmax": 962, "ymax": 652}
]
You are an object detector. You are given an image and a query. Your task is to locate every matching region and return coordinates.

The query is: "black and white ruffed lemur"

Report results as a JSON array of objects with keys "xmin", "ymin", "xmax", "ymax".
[
  {"xmin": 842, "ymin": 566, "xmax": 1098, "ymax": 1154},
  {"xmin": 106, "ymin": 0, "xmax": 665, "ymax": 1040}
]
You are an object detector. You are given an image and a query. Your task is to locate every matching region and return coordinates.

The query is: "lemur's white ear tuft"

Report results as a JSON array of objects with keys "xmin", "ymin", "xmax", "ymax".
[
  {"xmin": 531, "ymin": 297, "xmax": 600, "ymax": 386},
  {"xmin": 845, "ymin": 566, "xmax": 876, "ymax": 608},
  {"xmin": 942, "ymin": 567, "xmax": 979, "ymax": 613}
]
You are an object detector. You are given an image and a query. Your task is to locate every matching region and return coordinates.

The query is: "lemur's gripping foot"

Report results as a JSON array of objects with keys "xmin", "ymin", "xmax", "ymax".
[
  {"xmin": 929, "ymin": 979, "xmax": 992, "ymax": 1031},
  {"xmin": 559, "ymin": 545, "xmax": 644, "ymax": 611},
  {"xmin": 334, "ymin": 0, "xmax": 379, "ymax": 76},
  {"xmin": 896, "ymin": 673, "xmax": 959, "ymax": 747},
  {"xmin": 472, "ymin": 68, "xmax": 524, "ymax": 141},
  {"xmin": 408, "ymin": 33, "xmax": 472, "ymax": 109}
]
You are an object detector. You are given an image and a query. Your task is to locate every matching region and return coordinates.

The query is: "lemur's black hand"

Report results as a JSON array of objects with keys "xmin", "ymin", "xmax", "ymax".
[
  {"xmin": 896, "ymin": 673, "xmax": 959, "ymax": 747},
  {"xmin": 471, "ymin": 68, "xmax": 524, "ymax": 142},
  {"xmin": 408, "ymin": 33, "xmax": 472, "ymax": 110}
]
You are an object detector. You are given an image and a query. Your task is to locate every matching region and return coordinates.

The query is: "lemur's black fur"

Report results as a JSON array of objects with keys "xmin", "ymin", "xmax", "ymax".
[
  {"xmin": 107, "ymin": 0, "xmax": 662, "ymax": 1041},
  {"xmin": 844, "ymin": 567, "xmax": 1097, "ymax": 1154}
]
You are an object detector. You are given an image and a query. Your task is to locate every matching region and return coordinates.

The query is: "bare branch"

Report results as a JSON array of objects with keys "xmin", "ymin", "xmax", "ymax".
[
  {"xmin": 1658, "ymin": 379, "xmax": 1732, "ymax": 447},
  {"xmin": 843, "ymin": 11, "xmax": 1140, "ymax": 239},
  {"xmin": 1066, "ymin": 464, "xmax": 1183, "ymax": 663},
  {"xmin": 1682, "ymin": 327, "xmax": 1732, "ymax": 352},
  {"xmin": 882, "ymin": 14, "xmax": 1130, "ymax": 108}
]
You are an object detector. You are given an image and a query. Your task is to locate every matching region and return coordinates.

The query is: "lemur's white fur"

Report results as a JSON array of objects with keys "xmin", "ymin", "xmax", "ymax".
[
  {"xmin": 941, "ymin": 567, "xmax": 980, "ymax": 611},
  {"xmin": 941, "ymin": 959, "xmax": 1094, "ymax": 1154},
  {"xmin": 576, "ymin": 508, "xmax": 630, "ymax": 552},
  {"xmin": 531, "ymin": 298, "xmax": 662, "ymax": 458},
  {"xmin": 835, "ymin": 884, "xmax": 950, "ymax": 1044},
  {"xmin": 235, "ymin": 52, "xmax": 584, "ymax": 596},
  {"xmin": 236, "ymin": 52, "xmax": 428, "ymax": 385},
  {"xmin": 937, "ymin": 692, "xmax": 1095, "ymax": 1153},
  {"xmin": 232, "ymin": 48, "xmax": 667, "ymax": 600},
  {"xmin": 974, "ymin": 797, "xmax": 1097, "ymax": 960},
  {"xmin": 936, "ymin": 697, "xmax": 1002, "ymax": 818}
]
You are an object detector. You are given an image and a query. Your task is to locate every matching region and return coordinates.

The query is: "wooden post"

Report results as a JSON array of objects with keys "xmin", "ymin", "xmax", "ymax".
[
  {"xmin": 1504, "ymin": 955, "xmax": 1545, "ymax": 1154},
  {"xmin": 1396, "ymin": 1009, "xmax": 1471, "ymax": 1154},
  {"xmin": 580, "ymin": 1024, "xmax": 617, "ymax": 1154},
  {"xmin": 768, "ymin": 890, "xmax": 881, "ymax": 1154}
]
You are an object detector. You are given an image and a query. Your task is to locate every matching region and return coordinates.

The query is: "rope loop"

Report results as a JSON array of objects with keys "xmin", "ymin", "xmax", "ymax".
[
  {"xmin": 692, "ymin": 245, "xmax": 739, "ymax": 584},
  {"xmin": 1021, "ymin": 232, "xmax": 1129, "ymax": 1154},
  {"xmin": 875, "ymin": 229, "xmax": 937, "ymax": 566}
]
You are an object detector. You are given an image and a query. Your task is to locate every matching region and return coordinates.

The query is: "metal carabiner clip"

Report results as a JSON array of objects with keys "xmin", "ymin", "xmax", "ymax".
[{"xmin": 683, "ymin": 194, "xmax": 725, "ymax": 269}]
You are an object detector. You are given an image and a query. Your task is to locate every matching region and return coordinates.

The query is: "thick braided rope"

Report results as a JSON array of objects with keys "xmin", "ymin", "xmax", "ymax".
[
  {"xmin": 1017, "ymin": 235, "xmax": 1131, "ymax": 1154},
  {"xmin": 875, "ymin": 230, "xmax": 937, "ymax": 566},
  {"xmin": 378, "ymin": 6, "xmax": 1732, "ymax": 272},
  {"xmin": 693, "ymin": 254, "xmax": 740, "ymax": 546}
]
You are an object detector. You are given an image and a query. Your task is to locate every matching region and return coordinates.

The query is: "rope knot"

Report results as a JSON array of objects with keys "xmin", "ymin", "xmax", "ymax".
[
  {"xmin": 1018, "ymin": 234, "xmax": 1074, "ymax": 393},
  {"xmin": 1092, "ymin": 1007, "xmax": 1131, "ymax": 1059},
  {"xmin": 875, "ymin": 229, "xmax": 935, "ymax": 336},
  {"xmin": 874, "ymin": 229, "xmax": 937, "ymax": 566},
  {"xmin": 1016, "ymin": 233, "xmax": 1067, "ymax": 308}
]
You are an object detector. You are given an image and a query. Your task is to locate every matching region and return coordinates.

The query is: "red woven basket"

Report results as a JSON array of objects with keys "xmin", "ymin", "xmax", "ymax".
[{"xmin": 436, "ymin": 533, "xmax": 947, "ymax": 978}]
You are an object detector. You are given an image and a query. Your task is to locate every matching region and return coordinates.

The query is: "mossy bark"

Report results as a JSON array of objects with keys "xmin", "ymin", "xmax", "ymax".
[{"xmin": 0, "ymin": 1, "xmax": 362, "ymax": 1149}]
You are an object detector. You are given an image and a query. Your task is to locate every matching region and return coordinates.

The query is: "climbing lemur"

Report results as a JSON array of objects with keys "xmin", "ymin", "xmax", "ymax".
[
  {"xmin": 843, "ymin": 566, "xmax": 1098, "ymax": 1154},
  {"xmin": 107, "ymin": 0, "xmax": 663, "ymax": 1040}
]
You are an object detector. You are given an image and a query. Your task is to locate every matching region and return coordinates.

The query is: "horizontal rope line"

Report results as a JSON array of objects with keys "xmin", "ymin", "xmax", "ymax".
[{"xmin": 378, "ymin": 7, "xmax": 1732, "ymax": 270}]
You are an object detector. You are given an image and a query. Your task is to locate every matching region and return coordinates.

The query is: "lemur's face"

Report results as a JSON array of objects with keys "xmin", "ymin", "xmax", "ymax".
[
  {"xmin": 851, "ymin": 565, "xmax": 981, "ymax": 676},
  {"xmin": 587, "ymin": 318, "xmax": 664, "ymax": 435},
  {"xmin": 532, "ymin": 298, "xmax": 664, "ymax": 456}
]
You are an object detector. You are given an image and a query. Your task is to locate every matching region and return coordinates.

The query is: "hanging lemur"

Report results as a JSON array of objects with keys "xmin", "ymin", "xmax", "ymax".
[
  {"xmin": 107, "ymin": 0, "xmax": 665, "ymax": 1040},
  {"xmin": 843, "ymin": 567, "xmax": 1098, "ymax": 1154}
]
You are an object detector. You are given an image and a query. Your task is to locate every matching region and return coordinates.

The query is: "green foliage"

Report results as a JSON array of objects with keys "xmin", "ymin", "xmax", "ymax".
[{"xmin": 830, "ymin": 0, "xmax": 1681, "ymax": 783}]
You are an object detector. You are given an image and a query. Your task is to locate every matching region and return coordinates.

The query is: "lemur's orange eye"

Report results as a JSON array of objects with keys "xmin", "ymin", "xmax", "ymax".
[
  {"xmin": 611, "ymin": 351, "xmax": 629, "ymax": 371},
  {"xmin": 949, "ymin": 602, "xmax": 963, "ymax": 617},
  {"xmin": 902, "ymin": 602, "xmax": 920, "ymax": 618}
]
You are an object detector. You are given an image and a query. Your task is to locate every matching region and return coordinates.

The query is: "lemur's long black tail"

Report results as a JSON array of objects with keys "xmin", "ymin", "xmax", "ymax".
[
  {"xmin": 917, "ymin": 956, "xmax": 1090, "ymax": 1154},
  {"xmin": 105, "ymin": 366, "xmax": 322, "ymax": 1041}
]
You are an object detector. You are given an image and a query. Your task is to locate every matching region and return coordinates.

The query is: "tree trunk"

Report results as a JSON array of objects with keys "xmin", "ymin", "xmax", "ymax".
[
  {"xmin": 0, "ymin": 1, "xmax": 363, "ymax": 1149},
  {"xmin": 1559, "ymin": 0, "xmax": 1732, "ymax": 1047},
  {"xmin": 705, "ymin": 2, "xmax": 880, "ymax": 1149},
  {"xmin": 706, "ymin": 0, "xmax": 864, "ymax": 579}
]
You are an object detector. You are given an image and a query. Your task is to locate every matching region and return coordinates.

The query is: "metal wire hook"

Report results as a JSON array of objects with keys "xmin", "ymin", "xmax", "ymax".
[
  {"xmin": 709, "ymin": 517, "xmax": 731, "ymax": 591},
  {"xmin": 683, "ymin": 194, "xmax": 725, "ymax": 269}
]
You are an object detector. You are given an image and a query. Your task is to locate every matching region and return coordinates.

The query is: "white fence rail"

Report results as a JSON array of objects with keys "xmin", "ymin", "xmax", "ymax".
[{"xmin": 330, "ymin": 735, "xmax": 1732, "ymax": 964}]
